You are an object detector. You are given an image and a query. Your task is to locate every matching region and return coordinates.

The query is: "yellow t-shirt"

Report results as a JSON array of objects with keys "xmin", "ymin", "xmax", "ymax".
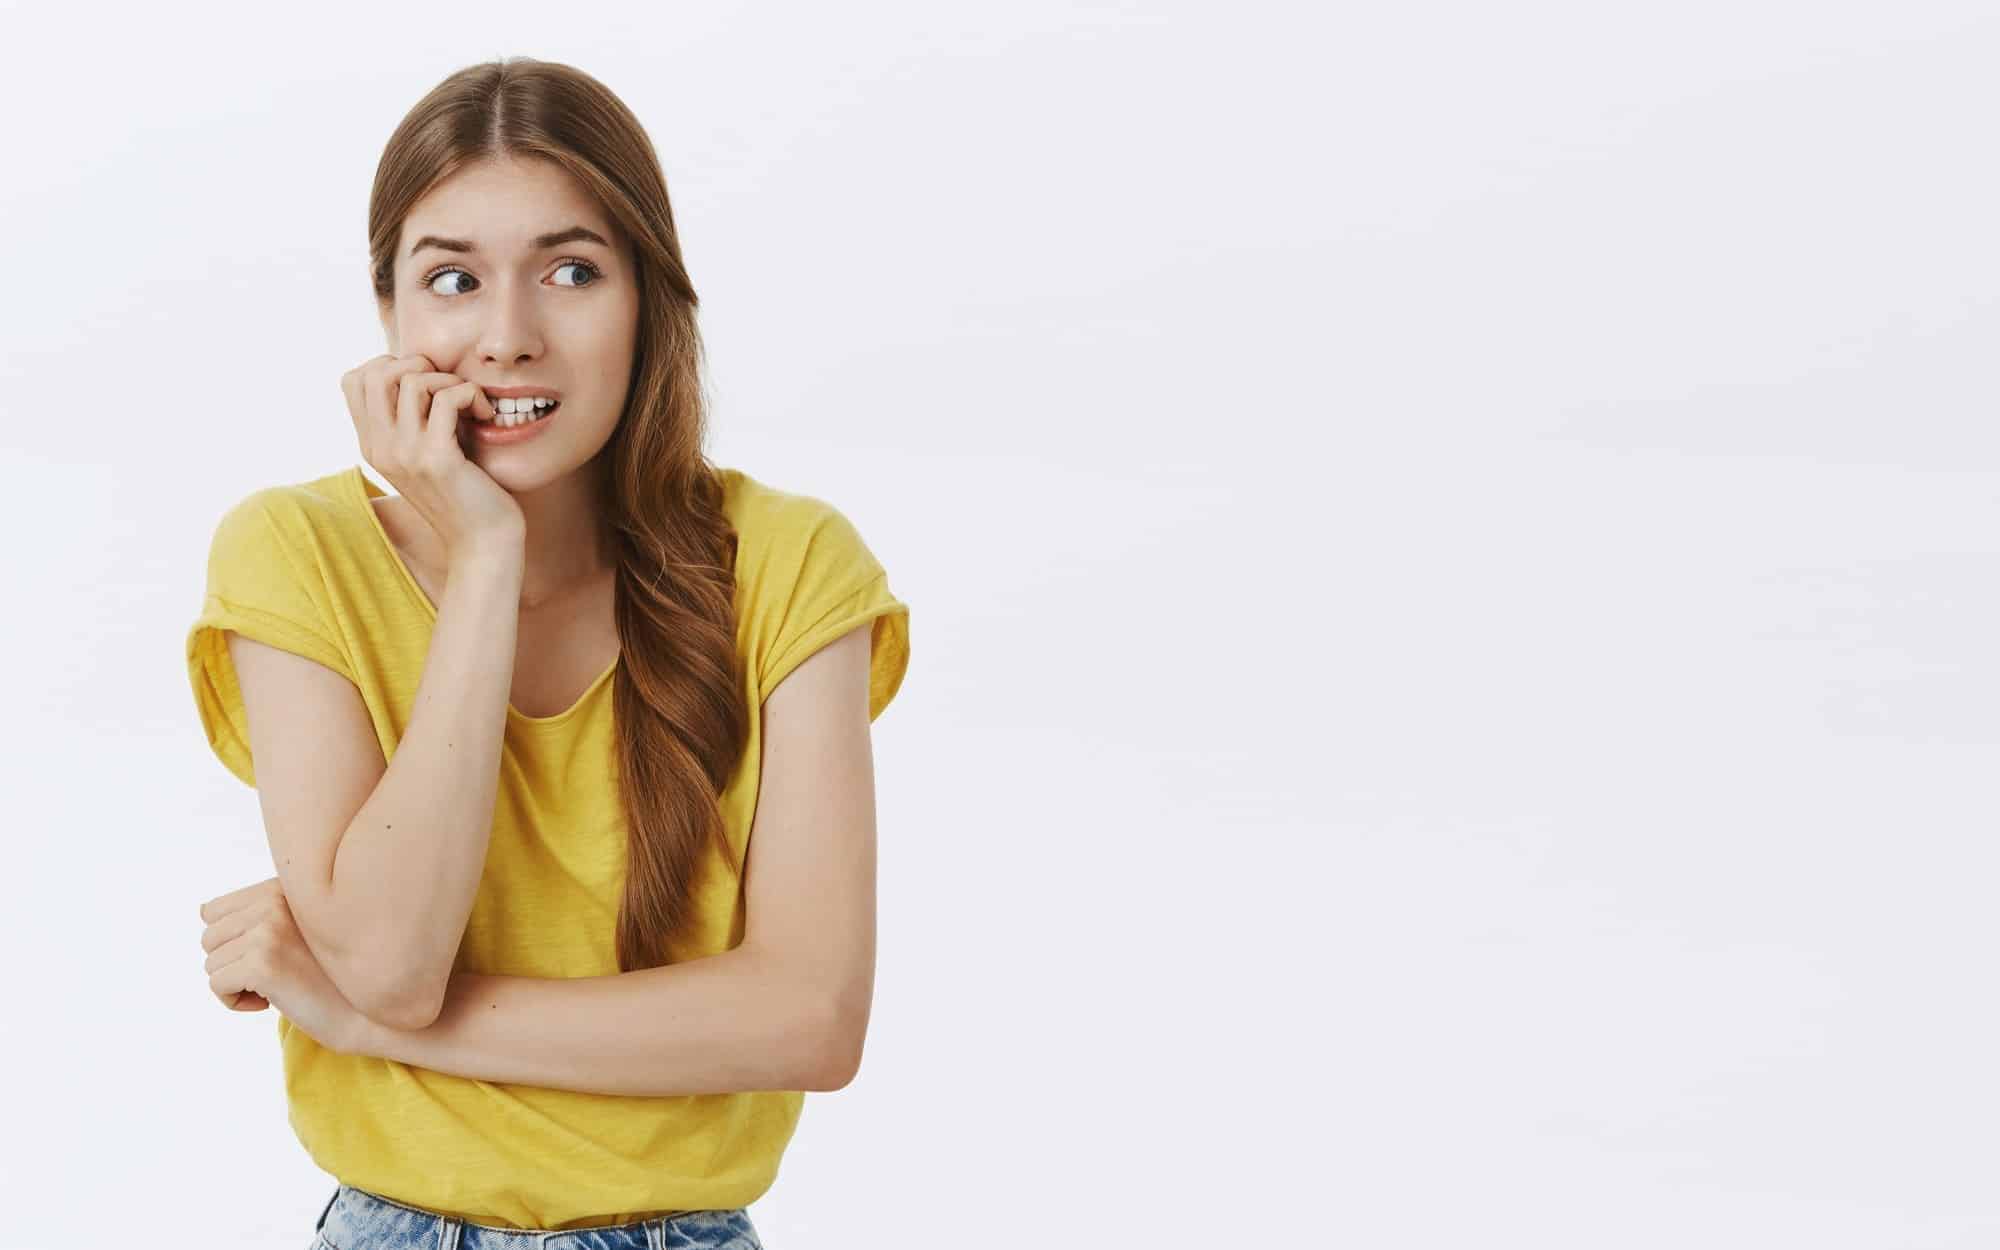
[{"xmin": 185, "ymin": 463, "xmax": 910, "ymax": 1230}]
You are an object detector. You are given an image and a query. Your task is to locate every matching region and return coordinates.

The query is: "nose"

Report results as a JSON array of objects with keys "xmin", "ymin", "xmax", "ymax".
[{"xmin": 475, "ymin": 277, "xmax": 544, "ymax": 365}]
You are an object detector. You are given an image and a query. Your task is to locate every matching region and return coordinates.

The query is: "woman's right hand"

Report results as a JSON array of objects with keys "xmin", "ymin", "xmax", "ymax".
[{"xmin": 340, "ymin": 354, "xmax": 525, "ymax": 565}]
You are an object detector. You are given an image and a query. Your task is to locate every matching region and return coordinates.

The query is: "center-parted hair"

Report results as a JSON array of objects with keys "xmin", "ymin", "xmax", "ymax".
[{"xmin": 365, "ymin": 57, "xmax": 750, "ymax": 971}]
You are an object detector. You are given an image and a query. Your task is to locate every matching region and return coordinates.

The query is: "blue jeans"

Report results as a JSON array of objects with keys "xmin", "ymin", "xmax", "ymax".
[{"xmin": 308, "ymin": 1183, "xmax": 766, "ymax": 1249}]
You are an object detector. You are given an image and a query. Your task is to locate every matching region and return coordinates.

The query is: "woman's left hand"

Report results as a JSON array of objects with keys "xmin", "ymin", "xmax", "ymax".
[{"xmin": 200, "ymin": 876, "xmax": 363, "ymax": 1054}]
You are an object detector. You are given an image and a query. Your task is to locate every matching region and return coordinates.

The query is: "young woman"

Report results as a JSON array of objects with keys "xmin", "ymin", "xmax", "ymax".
[{"xmin": 185, "ymin": 58, "xmax": 910, "ymax": 1249}]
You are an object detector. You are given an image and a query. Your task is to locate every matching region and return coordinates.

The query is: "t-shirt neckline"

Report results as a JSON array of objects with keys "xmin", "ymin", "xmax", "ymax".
[{"xmin": 342, "ymin": 464, "xmax": 618, "ymax": 727}]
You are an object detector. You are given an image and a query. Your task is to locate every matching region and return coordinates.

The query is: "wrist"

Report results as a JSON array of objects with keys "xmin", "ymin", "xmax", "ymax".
[{"xmin": 449, "ymin": 527, "xmax": 526, "ymax": 574}]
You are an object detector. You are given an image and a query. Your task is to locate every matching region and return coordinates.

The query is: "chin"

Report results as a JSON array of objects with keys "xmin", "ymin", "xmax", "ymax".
[
  {"xmin": 474, "ymin": 459, "xmax": 553, "ymax": 492},
  {"xmin": 472, "ymin": 444, "xmax": 601, "ymax": 494}
]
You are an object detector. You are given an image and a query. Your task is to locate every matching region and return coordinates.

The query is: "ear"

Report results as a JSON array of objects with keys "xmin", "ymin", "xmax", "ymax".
[{"xmin": 376, "ymin": 302, "xmax": 398, "ymax": 355}]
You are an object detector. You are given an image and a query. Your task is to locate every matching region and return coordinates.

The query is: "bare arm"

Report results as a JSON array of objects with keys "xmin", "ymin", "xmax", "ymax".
[
  {"xmin": 347, "ymin": 949, "xmax": 847, "ymax": 1095},
  {"xmin": 339, "ymin": 624, "xmax": 881, "ymax": 1095},
  {"xmin": 327, "ymin": 542, "xmax": 522, "ymax": 1025},
  {"xmin": 229, "ymin": 539, "xmax": 523, "ymax": 1030}
]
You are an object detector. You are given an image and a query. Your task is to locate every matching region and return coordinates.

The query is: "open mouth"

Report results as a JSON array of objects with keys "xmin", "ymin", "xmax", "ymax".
[{"xmin": 477, "ymin": 398, "xmax": 561, "ymax": 428}]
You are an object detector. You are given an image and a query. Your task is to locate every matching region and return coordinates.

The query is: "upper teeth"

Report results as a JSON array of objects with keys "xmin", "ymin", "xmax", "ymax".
[
  {"xmin": 483, "ymin": 395, "xmax": 558, "ymax": 426},
  {"xmin": 488, "ymin": 395, "xmax": 555, "ymax": 413}
]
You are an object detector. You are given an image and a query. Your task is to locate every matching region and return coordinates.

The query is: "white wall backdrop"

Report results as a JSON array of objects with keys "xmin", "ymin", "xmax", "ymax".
[{"xmin": 3, "ymin": 1, "xmax": 1997, "ymax": 1246}]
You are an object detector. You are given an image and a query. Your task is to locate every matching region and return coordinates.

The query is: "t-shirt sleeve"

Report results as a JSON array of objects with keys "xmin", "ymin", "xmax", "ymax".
[
  {"xmin": 185, "ymin": 489, "xmax": 355, "ymax": 787},
  {"xmin": 752, "ymin": 496, "xmax": 911, "ymax": 722}
]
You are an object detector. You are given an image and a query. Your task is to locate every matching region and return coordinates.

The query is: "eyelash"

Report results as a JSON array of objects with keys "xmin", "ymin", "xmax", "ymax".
[{"xmin": 419, "ymin": 257, "xmax": 604, "ymax": 296}]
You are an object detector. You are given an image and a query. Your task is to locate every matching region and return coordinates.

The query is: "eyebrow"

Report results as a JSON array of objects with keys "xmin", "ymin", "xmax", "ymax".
[{"xmin": 407, "ymin": 225, "xmax": 611, "ymax": 257}]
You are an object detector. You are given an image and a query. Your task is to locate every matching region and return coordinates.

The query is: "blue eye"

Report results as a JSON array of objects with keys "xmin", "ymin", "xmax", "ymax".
[
  {"xmin": 419, "ymin": 258, "xmax": 605, "ymax": 297},
  {"xmin": 551, "ymin": 260, "xmax": 603, "ymax": 288},
  {"xmin": 423, "ymin": 267, "xmax": 474, "ymax": 297}
]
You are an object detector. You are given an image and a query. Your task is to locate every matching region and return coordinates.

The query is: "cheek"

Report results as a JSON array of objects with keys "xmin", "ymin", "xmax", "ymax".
[
  {"xmin": 397, "ymin": 320, "xmax": 470, "ymax": 361},
  {"xmin": 585, "ymin": 288, "xmax": 639, "ymax": 336},
  {"xmin": 581, "ymin": 297, "xmax": 636, "ymax": 342}
]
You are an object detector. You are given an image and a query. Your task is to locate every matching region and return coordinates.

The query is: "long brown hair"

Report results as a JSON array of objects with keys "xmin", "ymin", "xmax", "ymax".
[{"xmin": 366, "ymin": 57, "xmax": 748, "ymax": 971}]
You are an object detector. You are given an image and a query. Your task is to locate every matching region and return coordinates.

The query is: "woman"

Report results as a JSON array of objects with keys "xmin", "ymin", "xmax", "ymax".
[{"xmin": 185, "ymin": 57, "xmax": 910, "ymax": 1249}]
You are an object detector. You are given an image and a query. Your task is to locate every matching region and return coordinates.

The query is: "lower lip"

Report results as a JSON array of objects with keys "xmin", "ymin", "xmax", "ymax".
[{"xmin": 467, "ymin": 402, "xmax": 561, "ymax": 445}]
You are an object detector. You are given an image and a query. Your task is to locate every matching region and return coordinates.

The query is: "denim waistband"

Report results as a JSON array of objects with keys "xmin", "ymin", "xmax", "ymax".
[{"xmin": 312, "ymin": 1183, "xmax": 763, "ymax": 1249}]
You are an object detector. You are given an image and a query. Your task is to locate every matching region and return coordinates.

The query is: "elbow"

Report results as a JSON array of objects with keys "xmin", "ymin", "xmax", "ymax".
[
  {"xmin": 358, "ymin": 987, "xmax": 443, "ymax": 1033},
  {"xmin": 334, "ymin": 956, "xmax": 446, "ymax": 1033},
  {"xmin": 295, "ymin": 894, "xmax": 447, "ymax": 1032},
  {"xmin": 806, "ymin": 994, "xmax": 868, "ymax": 1092},
  {"xmin": 811, "ymin": 1046, "xmax": 861, "ymax": 1092}
]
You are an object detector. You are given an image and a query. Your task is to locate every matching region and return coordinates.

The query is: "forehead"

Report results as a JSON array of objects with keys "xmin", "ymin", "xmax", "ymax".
[{"xmin": 401, "ymin": 157, "xmax": 614, "ymax": 249}]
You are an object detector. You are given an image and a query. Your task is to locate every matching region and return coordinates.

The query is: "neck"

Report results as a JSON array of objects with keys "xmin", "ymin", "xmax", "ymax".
[{"xmin": 507, "ymin": 465, "xmax": 617, "ymax": 608}]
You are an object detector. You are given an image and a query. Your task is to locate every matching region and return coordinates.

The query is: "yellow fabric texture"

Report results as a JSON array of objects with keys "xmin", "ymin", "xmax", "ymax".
[{"xmin": 185, "ymin": 463, "xmax": 909, "ymax": 1230}]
